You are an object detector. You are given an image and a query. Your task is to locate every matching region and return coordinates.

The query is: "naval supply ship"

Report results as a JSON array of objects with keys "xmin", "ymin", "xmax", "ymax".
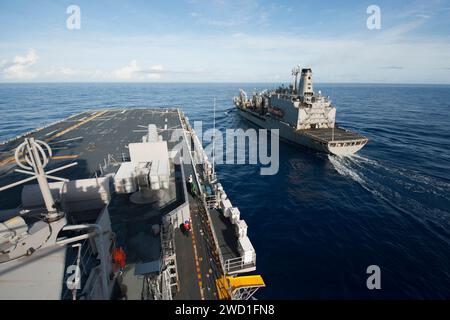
[
  {"xmin": 233, "ymin": 66, "xmax": 368, "ymax": 155},
  {"xmin": 0, "ymin": 108, "xmax": 265, "ymax": 300}
]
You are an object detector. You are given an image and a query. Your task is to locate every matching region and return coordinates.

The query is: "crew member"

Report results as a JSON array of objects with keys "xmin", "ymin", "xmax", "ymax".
[
  {"xmin": 187, "ymin": 174, "xmax": 197, "ymax": 197},
  {"xmin": 183, "ymin": 219, "xmax": 191, "ymax": 232},
  {"xmin": 112, "ymin": 247, "xmax": 126, "ymax": 272}
]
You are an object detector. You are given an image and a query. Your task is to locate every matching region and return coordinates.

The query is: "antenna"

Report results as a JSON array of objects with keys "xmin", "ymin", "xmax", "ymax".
[
  {"xmin": 0, "ymin": 137, "xmax": 77, "ymax": 221},
  {"xmin": 330, "ymin": 68, "xmax": 336, "ymax": 139},
  {"xmin": 212, "ymin": 96, "xmax": 216, "ymax": 178},
  {"xmin": 291, "ymin": 65, "xmax": 301, "ymax": 94}
]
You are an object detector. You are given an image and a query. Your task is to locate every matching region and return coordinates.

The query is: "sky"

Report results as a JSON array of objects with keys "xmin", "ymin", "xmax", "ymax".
[{"xmin": 0, "ymin": 0, "xmax": 450, "ymax": 83}]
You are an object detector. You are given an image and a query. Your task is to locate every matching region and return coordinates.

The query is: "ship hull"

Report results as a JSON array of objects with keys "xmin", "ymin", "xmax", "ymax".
[{"xmin": 236, "ymin": 107, "xmax": 367, "ymax": 156}]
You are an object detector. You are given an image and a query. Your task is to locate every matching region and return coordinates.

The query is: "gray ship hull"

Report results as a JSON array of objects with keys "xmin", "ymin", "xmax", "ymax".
[{"xmin": 237, "ymin": 108, "xmax": 368, "ymax": 156}]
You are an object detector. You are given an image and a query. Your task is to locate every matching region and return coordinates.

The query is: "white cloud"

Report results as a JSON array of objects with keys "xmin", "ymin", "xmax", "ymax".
[
  {"xmin": 60, "ymin": 67, "xmax": 77, "ymax": 76},
  {"xmin": 13, "ymin": 49, "xmax": 38, "ymax": 65},
  {"xmin": 1, "ymin": 49, "xmax": 39, "ymax": 80},
  {"xmin": 45, "ymin": 67, "xmax": 78, "ymax": 77},
  {"xmin": 188, "ymin": 0, "xmax": 270, "ymax": 29},
  {"xmin": 113, "ymin": 60, "xmax": 140, "ymax": 79},
  {"xmin": 0, "ymin": 54, "xmax": 167, "ymax": 82},
  {"xmin": 150, "ymin": 64, "xmax": 163, "ymax": 72},
  {"xmin": 112, "ymin": 60, "xmax": 164, "ymax": 80},
  {"xmin": 42, "ymin": 63, "xmax": 158, "ymax": 81},
  {"xmin": 2, "ymin": 13, "xmax": 449, "ymax": 84}
]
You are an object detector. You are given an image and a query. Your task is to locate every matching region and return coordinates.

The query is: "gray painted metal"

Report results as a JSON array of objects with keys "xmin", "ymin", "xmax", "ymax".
[
  {"xmin": 233, "ymin": 67, "xmax": 368, "ymax": 155},
  {"xmin": 0, "ymin": 108, "xmax": 256, "ymax": 300}
]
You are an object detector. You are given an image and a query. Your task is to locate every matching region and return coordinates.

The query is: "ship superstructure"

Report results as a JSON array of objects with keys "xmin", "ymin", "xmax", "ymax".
[
  {"xmin": 233, "ymin": 66, "xmax": 368, "ymax": 155},
  {"xmin": 0, "ymin": 108, "xmax": 265, "ymax": 300}
]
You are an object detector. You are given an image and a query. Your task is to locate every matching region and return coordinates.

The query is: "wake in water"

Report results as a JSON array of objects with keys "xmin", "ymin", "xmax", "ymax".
[
  {"xmin": 328, "ymin": 155, "xmax": 384, "ymax": 199},
  {"xmin": 328, "ymin": 154, "xmax": 450, "ymax": 220},
  {"xmin": 224, "ymin": 108, "xmax": 235, "ymax": 115}
]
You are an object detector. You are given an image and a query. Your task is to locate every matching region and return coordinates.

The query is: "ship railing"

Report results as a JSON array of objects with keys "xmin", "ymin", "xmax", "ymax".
[
  {"xmin": 62, "ymin": 238, "xmax": 97, "ymax": 300},
  {"xmin": 177, "ymin": 109, "xmax": 226, "ymax": 273},
  {"xmin": 160, "ymin": 217, "xmax": 179, "ymax": 298},
  {"xmin": 224, "ymin": 253, "xmax": 257, "ymax": 274},
  {"xmin": 161, "ymin": 222, "xmax": 175, "ymax": 258},
  {"xmin": 83, "ymin": 266, "xmax": 103, "ymax": 299},
  {"xmin": 205, "ymin": 195, "xmax": 217, "ymax": 209},
  {"xmin": 161, "ymin": 269, "xmax": 173, "ymax": 300},
  {"xmin": 181, "ymin": 109, "xmax": 256, "ymax": 276}
]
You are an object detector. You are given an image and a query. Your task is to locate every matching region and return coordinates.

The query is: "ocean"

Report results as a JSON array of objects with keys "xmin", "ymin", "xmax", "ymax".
[{"xmin": 0, "ymin": 83, "xmax": 449, "ymax": 299}]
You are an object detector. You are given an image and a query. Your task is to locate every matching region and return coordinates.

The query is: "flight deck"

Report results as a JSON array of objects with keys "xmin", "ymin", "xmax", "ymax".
[{"xmin": 0, "ymin": 108, "xmax": 264, "ymax": 300}]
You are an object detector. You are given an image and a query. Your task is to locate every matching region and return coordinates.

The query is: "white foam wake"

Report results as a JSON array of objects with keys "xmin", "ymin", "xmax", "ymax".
[
  {"xmin": 328, "ymin": 153, "xmax": 450, "ymax": 220},
  {"xmin": 328, "ymin": 155, "xmax": 366, "ymax": 186}
]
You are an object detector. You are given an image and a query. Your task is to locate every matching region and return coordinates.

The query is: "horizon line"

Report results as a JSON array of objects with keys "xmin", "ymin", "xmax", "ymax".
[{"xmin": 1, "ymin": 81, "xmax": 450, "ymax": 86}]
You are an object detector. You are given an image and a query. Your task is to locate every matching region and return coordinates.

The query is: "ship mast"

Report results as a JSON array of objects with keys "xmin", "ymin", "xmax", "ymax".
[
  {"xmin": 0, "ymin": 137, "xmax": 77, "ymax": 221},
  {"xmin": 212, "ymin": 96, "xmax": 216, "ymax": 178},
  {"xmin": 291, "ymin": 65, "xmax": 301, "ymax": 94}
]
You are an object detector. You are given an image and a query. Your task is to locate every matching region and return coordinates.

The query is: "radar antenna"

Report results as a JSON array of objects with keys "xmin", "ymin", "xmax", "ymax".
[
  {"xmin": 291, "ymin": 65, "xmax": 301, "ymax": 94},
  {"xmin": 0, "ymin": 137, "xmax": 77, "ymax": 221}
]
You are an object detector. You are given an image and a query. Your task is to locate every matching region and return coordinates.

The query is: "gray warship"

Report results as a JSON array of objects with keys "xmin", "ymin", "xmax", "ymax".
[
  {"xmin": 0, "ymin": 108, "xmax": 265, "ymax": 300},
  {"xmin": 233, "ymin": 66, "xmax": 368, "ymax": 155}
]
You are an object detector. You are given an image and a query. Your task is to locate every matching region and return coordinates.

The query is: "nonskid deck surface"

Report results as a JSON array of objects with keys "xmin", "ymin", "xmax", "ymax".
[
  {"xmin": 0, "ymin": 108, "xmax": 234, "ymax": 300},
  {"xmin": 0, "ymin": 109, "xmax": 182, "ymax": 208},
  {"xmin": 302, "ymin": 127, "xmax": 368, "ymax": 142}
]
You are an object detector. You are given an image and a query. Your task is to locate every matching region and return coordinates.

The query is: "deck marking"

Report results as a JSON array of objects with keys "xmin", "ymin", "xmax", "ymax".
[
  {"xmin": 51, "ymin": 155, "xmax": 79, "ymax": 160},
  {"xmin": 45, "ymin": 129, "xmax": 59, "ymax": 137},
  {"xmin": 190, "ymin": 216, "xmax": 205, "ymax": 300},
  {"xmin": 50, "ymin": 147, "xmax": 69, "ymax": 150},
  {"xmin": 46, "ymin": 110, "xmax": 109, "ymax": 142},
  {"xmin": 49, "ymin": 136, "xmax": 83, "ymax": 144},
  {"xmin": 0, "ymin": 110, "xmax": 107, "ymax": 167}
]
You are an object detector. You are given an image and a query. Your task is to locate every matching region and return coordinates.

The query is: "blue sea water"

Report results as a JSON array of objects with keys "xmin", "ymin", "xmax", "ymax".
[{"xmin": 1, "ymin": 83, "xmax": 450, "ymax": 299}]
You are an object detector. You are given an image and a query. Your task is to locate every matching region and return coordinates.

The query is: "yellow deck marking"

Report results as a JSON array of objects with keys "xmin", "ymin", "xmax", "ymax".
[
  {"xmin": 51, "ymin": 155, "xmax": 79, "ymax": 160},
  {"xmin": 0, "ymin": 154, "xmax": 18, "ymax": 167},
  {"xmin": 190, "ymin": 220, "xmax": 205, "ymax": 300},
  {"xmin": 46, "ymin": 110, "xmax": 109, "ymax": 142},
  {"xmin": 0, "ymin": 110, "xmax": 108, "ymax": 167}
]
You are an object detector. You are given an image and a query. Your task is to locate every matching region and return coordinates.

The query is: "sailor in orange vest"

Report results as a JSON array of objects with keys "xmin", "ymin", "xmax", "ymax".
[{"xmin": 112, "ymin": 247, "xmax": 126, "ymax": 272}]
